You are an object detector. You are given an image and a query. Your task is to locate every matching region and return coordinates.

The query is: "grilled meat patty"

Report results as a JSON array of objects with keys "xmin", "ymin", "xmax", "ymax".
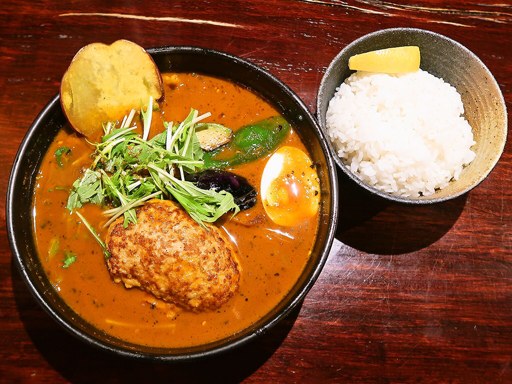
[{"xmin": 105, "ymin": 199, "xmax": 241, "ymax": 312}]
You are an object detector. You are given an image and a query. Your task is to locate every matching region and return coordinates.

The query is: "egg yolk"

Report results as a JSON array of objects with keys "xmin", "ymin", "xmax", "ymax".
[{"xmin": 260, "ymin": 146, "xmax": 320, "ymax": 226}]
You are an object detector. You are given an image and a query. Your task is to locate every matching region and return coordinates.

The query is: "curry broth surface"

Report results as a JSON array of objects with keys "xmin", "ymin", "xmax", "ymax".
[{"xmin": 33, "ymin": 73, "xmax": 319, "ymax": 348}]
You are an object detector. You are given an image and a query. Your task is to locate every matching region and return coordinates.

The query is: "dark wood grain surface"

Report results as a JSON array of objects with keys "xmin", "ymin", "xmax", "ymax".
[{"xmin": 1, "ymin": 1, "xmax": 511, "ymax": 383}]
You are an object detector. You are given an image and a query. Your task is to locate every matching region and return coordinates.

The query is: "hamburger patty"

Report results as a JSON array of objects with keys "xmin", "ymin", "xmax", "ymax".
[{"xmin": 105, "ymin": 199, "xmax": 240, "ymax": 311}]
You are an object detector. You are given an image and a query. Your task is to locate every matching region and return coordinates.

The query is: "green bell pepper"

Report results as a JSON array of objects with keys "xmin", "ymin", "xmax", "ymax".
[{"xmin": 203, "ymin": 116, "xmax": 290, "ymax": 169}]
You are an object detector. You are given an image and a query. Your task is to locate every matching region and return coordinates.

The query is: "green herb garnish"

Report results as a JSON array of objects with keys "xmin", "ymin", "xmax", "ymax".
[
  {"xmin": 55, "ymin": 146, "xmax": 71, "ymax": 167},
  {"xmin": 67, "ymin": 99, "xmax": 239, "ymax": 228},
  {"xmin": 75, "ymin": 211, "xmax": 110, "ymax": 259},
  {"xmin": 62, "ymin": 251, "xmax": 77, "ymax": 268}
]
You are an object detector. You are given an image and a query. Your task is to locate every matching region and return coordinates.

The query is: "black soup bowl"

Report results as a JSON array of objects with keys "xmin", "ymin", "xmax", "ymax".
[{"xmin": 7, "ymin": 46, "xmax": 339, "ymax": 360}]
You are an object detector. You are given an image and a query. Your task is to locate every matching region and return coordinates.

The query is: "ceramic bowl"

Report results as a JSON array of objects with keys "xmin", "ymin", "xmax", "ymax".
[
  {"xmin": 317, "ymin": 28, "xmax": 507, "ymax": 203},
  {"xmin": 7, "ymin": 46, "xmax": 339, "ymax": 360}
]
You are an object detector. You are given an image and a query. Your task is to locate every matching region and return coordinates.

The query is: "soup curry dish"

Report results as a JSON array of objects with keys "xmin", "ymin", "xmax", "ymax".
[{"xmin": 33, "ymin": 70, "xmax": 321, "ymax": 348}]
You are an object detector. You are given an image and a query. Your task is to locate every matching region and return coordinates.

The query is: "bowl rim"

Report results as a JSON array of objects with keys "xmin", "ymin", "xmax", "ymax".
[
  {"xmin": 316, "ymin": 27, "xmax": 508, "ymax": 204},
  {"xmin": 7, "ymin": 45, "xmax": 339, "ymax": 361}
]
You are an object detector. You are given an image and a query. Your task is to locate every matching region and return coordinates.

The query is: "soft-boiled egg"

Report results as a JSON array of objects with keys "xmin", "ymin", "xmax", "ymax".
[{"xmin": 260, "ymin": 146, "xmax": 320, "ymax": 226}]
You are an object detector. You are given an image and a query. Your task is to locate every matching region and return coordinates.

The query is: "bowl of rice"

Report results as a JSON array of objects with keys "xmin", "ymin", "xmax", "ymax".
[{"xmin": 317, "ymin": 28, "xmax": 507, "ymax": 203}]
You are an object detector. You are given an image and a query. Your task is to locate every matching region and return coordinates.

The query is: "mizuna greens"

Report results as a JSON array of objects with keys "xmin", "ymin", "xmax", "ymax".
[{"xmin": 67, "ymin": 99, "xmax": 239, "ymax": 226}]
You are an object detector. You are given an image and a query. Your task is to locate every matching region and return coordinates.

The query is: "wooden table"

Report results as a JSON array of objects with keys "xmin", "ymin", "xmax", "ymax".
[{"xmin": 1, "ymin": 1, "xmax": 510, "ymax": 382}]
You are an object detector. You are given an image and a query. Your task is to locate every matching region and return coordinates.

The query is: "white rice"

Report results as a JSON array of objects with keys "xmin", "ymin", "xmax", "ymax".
[{"xmin": 325, "ymin": 69, "xmax": 476, "ymax": 197}]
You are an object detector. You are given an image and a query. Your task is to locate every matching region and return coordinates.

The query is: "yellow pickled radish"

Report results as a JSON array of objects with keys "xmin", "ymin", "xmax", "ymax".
[{"xmin": 348, "ymin": 46, "xmax": 420, "ymax": 74}]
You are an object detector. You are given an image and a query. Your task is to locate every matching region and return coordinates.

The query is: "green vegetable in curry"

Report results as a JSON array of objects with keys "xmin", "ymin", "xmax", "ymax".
[
  {"xmin": 62, "ymin": 251, "xmax": 77, "ymax": 268},
  {"xmin": 203, "ymin": 116, "xmax": 290, "ymax": 169},
  {"xmin": 67, "ymin": 101, "xmax": 239, "ymax": 227},
  {"xmin": 54, "ymin": 146, "xmax": 71, "ymax": 167}
]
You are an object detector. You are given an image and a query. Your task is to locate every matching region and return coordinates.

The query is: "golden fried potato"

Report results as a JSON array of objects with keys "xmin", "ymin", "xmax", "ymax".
[{"xmin": 60, "ymin": 39, "xmax": 163, "ymax": 140}]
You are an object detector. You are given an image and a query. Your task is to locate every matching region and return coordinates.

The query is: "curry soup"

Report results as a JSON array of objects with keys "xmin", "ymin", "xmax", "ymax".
[{"xmin": 33, "ymin": 73, "xmax": 319, "ymax": 348}]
